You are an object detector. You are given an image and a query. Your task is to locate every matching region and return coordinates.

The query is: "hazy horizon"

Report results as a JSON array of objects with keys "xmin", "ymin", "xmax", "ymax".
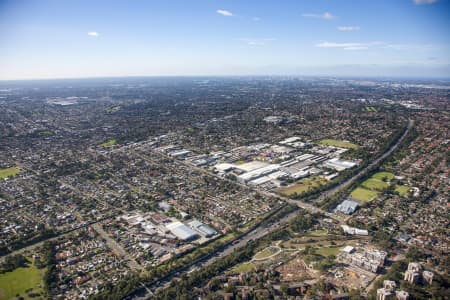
[{"xmin": 1, "ymin": 0, "xmax": 449, "ymax": 80}]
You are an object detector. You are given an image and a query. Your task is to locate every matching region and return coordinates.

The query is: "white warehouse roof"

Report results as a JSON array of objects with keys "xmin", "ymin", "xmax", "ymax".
[
  {"xmin": 325, "ymin": 158, "xmax": 357, "ymax": 171},
  {"xmin": 166, "ymin": 221, "xmax": 199, "ymax": 241},
  {"xmin": 188, "ymin": 220, "xmax": 217, "ymax": 237},
  {"xmin": 234, "ymin": 161, "xmax": 269, "ymax": 172}
]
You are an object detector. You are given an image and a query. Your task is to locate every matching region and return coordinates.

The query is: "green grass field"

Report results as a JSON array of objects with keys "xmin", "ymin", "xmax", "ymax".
[
  {"xmin": 361, "ymin": 178, "xmax": 389, "ymax": 191},
  {"xmin": 0, "ymin": 167, "xmax": 20, "ymax": 179},
  {"xmin": 106, "ymin": 106, "xmax": 121, "ymax": 113},
  {"xmin": 351, "ymin": 187, "xmax": 379, "ymax": 202},
  {"xmin": 307, "ymin": 229, "xmax": 328, "ymax": 237},
  {"xmin": 372, "ymin": 171, "xmax": 394, "ymax": 181},
  {"xmin": 232, "ymin": 262, "xmax": 256, "ymax": 273},
  {"xmin": 277, "ymin": 177, "xmax": 327, "ymax": 196},
  {"xmin": 364, "ymin": 106, "xmax": 378, "ymax": 112},
  {"xmin": 100, "ymin": 139, "xmax": 117, "ymax": 147},
  {"xmin": 254, "ymin": 246, "xmax": 280, "ymax": 260},
  {"xmin": 350, "ymin": 171, "xmax": 397, "ymax": 202},
  {"xmin": 0, "ymin": 262, "xmax": 45, "ymax": 300},
  {"xmin": 38, "ymin": 130, "xmax": 53, "ymax": 137},
  {"xmin": 318, "ymin": 139, "xmax": 359, "ymax": 149},
  {"xmin": 315, "ymin": 246, "xmax": 340, "ymax": 257},
  {"xmin": 395, "ymin": 185, "xmax": 410, "ymax": 196}
]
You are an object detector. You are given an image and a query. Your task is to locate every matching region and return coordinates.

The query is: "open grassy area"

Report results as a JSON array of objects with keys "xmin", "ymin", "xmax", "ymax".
[
  {"xmin": 254, "ymin": 246, "xmax": 280, "ymax": 260},
  {"xmin": 361, "ymin": 178, "xmax": 389, "ymax": 191},
  {"xmin": 0, "ymin": 262, "xmax": 45, "ymax": 300},
  {"xmin": 0, "ymin": 167, "xmax": 20, "ymax": 179},
  {"xmin": 277, "ymin": 177, "xmax": 327, "ymax": 196},
  {"xmin": 318, "ymin": 139, "xmax": 359, "ymax": 149},
  {"xmin": 364, "ymin": 106, "xmax": 378, "ymax": 112},
  {"xmin": 315, "ymin": 246, "xmax": 340, "ymax": 257},
  {"xmin": 395, "ymin": 185, "xmax": 410, "ymax": 196},
  {"xmin": 350, "ymin": 171, "xmax": 398, "ymax": 202},
  {"xmin": 105, "ymin": 106, "xmax": 121, "ymax": 113},
  {"xmin": 38, "ymin": 130, "xmax": 54, "ymax": 137},
  {"xmin": 372, "ymin": 171, "xmax": 394, "ymax": 181},
  {"xmin": 307, "ymin": 229, "xmax": 328, "ymax": 237},
  {"xmin": 351, "ymin": 187, "xmax": 379, "ymax": 202},
  {"xmin": 100, "ymin": 139, "xmax": 117, "ymax": 147},
  {"xmin": 232, "ymin": 262, "xmax": 256, "ymax": 273}
]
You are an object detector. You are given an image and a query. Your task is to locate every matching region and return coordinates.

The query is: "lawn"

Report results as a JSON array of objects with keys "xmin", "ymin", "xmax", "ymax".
[
  {"xmin": 38, "ymin": 130, "xmax": 53, "ymax": 137},
  {"xmin": 0, "ymin": 167, "xmax": 20, "ymax": 179},
  {"xmin": 232, "ymin": 262, "xmax": 256, "ymax": 273},
  {"xmin": 277, "ymin": 177, "xmax": 327, "ymax": 196},
  {"xmin": 307, "ymin": 229, "xmax": 328, "ymax": 237},
  {"xmin": 100, "ymin": 139, "xmax": 117, "ymax": 147},
  {"xmin": 315, "ymin": 246, "xmax": 340, "ymax": 257},
  {"xmin": 395, "ymin": 185, "xmax": 410, "ymax": 196},
  {"xmin": 0, "ymin": 262, "xmax": 45, "ymax": 300},
  {"xmin": 351, "ymin": 187, "xmax": 379, "ymax": 202},
  {"xmin": 318, "ymin": 139, "xmax": 359, "ymax": 149},
  {"xmin": 361, "ymin": 178, "xmax": 389, "ymax": 191},
  {"xmin": 105, "ymin": 106, "xmax": 121, "ymax": 113},
  {"xmin": 254, "ymin": 246, "xmax": 280, "ymax": 260},
  {"xmin": 371, "ymin": 171, "xmax": 394, "ymax": 181},
  {"xmin": 364, "ymin": 106, "xmax": 378, "ymax": 112}
]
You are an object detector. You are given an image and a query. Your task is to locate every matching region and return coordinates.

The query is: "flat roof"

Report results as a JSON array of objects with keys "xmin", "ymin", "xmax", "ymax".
[
  {"xmin": 166, "ymin": 221, "xmax": 199, "ymax": 240},
  {"xmin": 234, "ymin": 161, "xmax": 269, "ymax": 172}
]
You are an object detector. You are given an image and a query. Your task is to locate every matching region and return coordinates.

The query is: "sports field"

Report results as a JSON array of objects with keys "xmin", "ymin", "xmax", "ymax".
[
  {"xmin": 318, "ymin": 139, "xmax": 359, "ymax": 149},
  {"xmin": 350, "ymin": 187, "xmax": 379, "ymax": 202},
  {"xmin": 361, "ymin": 178, "xmax": 389, "ymax": 191},
  {"xmin": 395, "ymin": 185, "xmax": 410, "ymax": 196},
  {"xmin": 0, "ymin": 262, "xmax": 45, "ymax": 300},
  {"xmin": 277, "ymin": 177, "xmax": 327, "ymax": 196},
  {"xmin": 350, "ymin": 171, "xmax": 397, "ymax": 202},
  {"xmin": 0, "ymin": 167, "xmax": 20, "ymax": 179},
  {"xmin": 372, "ymin": 171, "xmax": 394, "ymax": 181},
  {"xmin": 364, "ymin": 106, "xmax": 378, "ymax": 112},
  {"xmin": 100, "ymin": 139, "xmax": 118, "ymax": 147}
]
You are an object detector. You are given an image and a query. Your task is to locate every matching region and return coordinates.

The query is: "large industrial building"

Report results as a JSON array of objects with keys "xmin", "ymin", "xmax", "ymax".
[
  {"xmin": 324, "ymin": 158, "xmax": 357, "ymax": 171},
  {"xmin": 335, "ymin": 199, "xmax": 359, "ymax": 215},
  {"xmin": 166, "ymin": 221, "xmax": 199, "ymax": 241},
  {"xmin": 188, "ymin": 220, "xmax": 217, "ymax": 237}
]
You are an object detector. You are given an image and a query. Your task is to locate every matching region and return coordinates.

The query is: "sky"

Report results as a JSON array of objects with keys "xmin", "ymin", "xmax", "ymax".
[{"xmin": 0, "ymin": 0, "xmax": 449, "ymax": 80}]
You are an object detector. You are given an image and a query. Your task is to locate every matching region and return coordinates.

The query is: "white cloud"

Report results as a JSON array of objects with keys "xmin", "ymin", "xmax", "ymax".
[
  {"xmin": 337, "ymin": 26, "xmax": 360, "ymax": 31},
  {"xmin": 216, "ymin": 9, "xmax": 234, "ymax": 17},
  {"xmin": 383, "ymin": 44, "xmax": 434, "ymax": 51},
  {"xmin": 239, "ymin": 38, "xmax": 275, "ymax": 46},
  {"xmin": 316, "ymin": 41, "xmax": 381, "ymax": 50},
  {"xmin": 316, "ymin": 41, "xmax": 435, "ymax": 52},
  {"xmin": 413, "ymin": 0, "xmax": 438, "ymax": 4},
  {"xmin": 343, "ymin": 46, "xmax": 368, "ymax": 50},
  {"xmin": 87, "ymin": 31, "xmax": 99, "ymax": 37},
  {"xmin": 302, "ymin": 12, "xmax": 336, "ymax": 20}
]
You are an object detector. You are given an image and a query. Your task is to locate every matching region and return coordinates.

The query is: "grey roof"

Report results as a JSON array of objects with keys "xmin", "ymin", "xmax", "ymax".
[
  {"xmin": 336, "ymin": 199, "xmax": 359, "ymax": 215},
  {"xmin": 166, "ymin": 222, "xmax": 199, "ymax": 240},
  {"xmin": 188, "ymin": 220, "xmax": 217, "ymax": 237}
]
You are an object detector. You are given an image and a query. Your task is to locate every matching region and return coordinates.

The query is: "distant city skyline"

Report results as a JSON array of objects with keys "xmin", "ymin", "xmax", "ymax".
[{"xmin": 0, "ymin": 0, "xmax": 449, "ymax": 80}]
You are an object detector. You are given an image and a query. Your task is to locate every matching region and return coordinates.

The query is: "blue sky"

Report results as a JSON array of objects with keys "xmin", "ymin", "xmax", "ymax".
[{"xmin": 0, "ymin": 0, "xmax": 449, "ymax": 79}]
